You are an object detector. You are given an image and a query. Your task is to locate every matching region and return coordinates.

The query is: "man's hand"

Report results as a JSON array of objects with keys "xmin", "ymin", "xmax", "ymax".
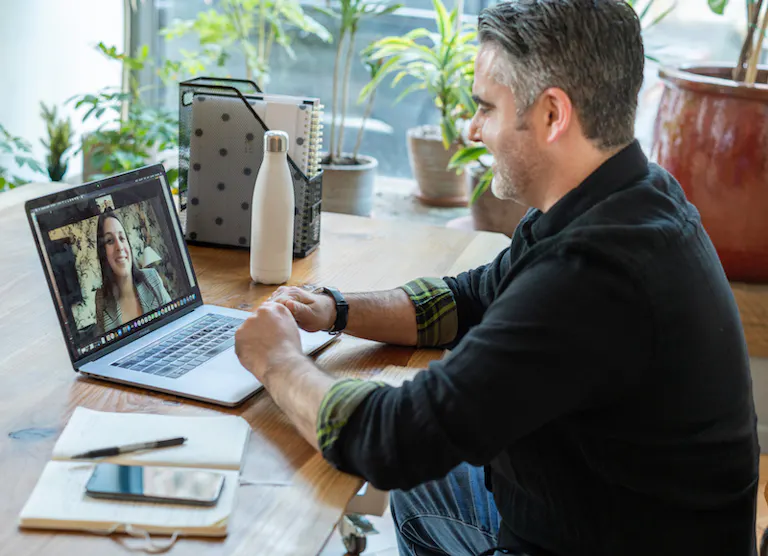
[
  {"xmin": 269, "ymin": 286, "xmax": 336, "ymax": 332},
  {"xmin": 235, "ymin": 302, "xmax": 303, "ymax": 384}
]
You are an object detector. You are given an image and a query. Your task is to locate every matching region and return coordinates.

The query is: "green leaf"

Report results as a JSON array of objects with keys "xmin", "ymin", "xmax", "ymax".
[
  {"xmin": 161, "ymin": 18, "xmax": 197, "ymax": 40},
  {"xmin": 648, "ymin": 1, "xmax": 677, "ymax": 27},
  {"xmin": 708, "ymin": 0, "xmax": 727, "ymax": 14},
  {"xmin": 96, "ymin": 42, "xmax": 120, "ymax": 60},
  {"xmin": 440, "ymin": 117, "xmax": 457, "ymax": 149},
  {"xmin": 370, "ymin": 4, "xmax": 402, "ymax": 18},
  {"xmin": 458, "ymin": 86, "xmax": 476, "ymax": 113},
  {"xmin": 637, "ymin": 0, "xmax": 655, "ymax": 22},
  {"xmin": 469, "ymin": 168, "xmax": 493, "ymax": 205},
  {"xmin": 279, "ymin": 2, "xmax": 332, "ymax": 42},
  {"xmin": 391, "ymin": 69, "xmax": 410, "ymax": 86},
  {"xmin": 25, "ymin": 158, "xmax": 46, "ymax": 174},
  {"xmin": 447, "ymin": 145, "xmax": 487, "ymax": 170},
  {"xmin": 432, "ymin": 0, "xmax": 449, "ymax": 42},
  {"xmin": 312, "ymin": 5, "xmax": 336, "ymax": 18},
  {"xmin": 165, "ymin": 167, "xmax": 180, "ymax": 191},
  {"xmin": 394, "ymin": 81, "xmax": 426, "ymax": 103},
  {"xmin": 358, "ymin": 54, "xmax": 401, "ymax": 101}
]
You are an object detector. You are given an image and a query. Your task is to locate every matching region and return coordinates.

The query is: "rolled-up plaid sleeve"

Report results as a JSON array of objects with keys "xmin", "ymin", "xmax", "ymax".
[
  {"xmin": 317, "ymin": 379, "xmax": 386, "ymax": 456},
  {"xmin": 318, "ymin": 279, "xmax": 457, "ymax": 459},
  {"xmin": 399, "ymin": 277, "xmax": 458, "ymax": 348}
]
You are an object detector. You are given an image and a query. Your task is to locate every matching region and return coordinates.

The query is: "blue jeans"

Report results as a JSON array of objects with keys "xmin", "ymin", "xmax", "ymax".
[{"xmin": 390, "ymin": 462, "xmax": 506, "ymax": 556}]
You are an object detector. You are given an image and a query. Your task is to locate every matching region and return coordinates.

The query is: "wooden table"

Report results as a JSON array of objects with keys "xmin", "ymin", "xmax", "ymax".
[{"xmin": 0, "ymin": 183, "xmax": 510, "ymax": 556}]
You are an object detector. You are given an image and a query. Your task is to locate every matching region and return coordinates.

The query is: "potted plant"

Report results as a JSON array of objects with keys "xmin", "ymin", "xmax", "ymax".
[
  {"xmin": 652, "ymin": 0, "xmax": 768, "ymax": 281},
  {"xmin": 320, "ymin": 0, "xmax": 401, "ymax": 217},
  {"xmin": 160, "ymin": 0, "xmax": 332, "ymax": 89},
  {"xmin": 0, "ymin": 125, "xmax": 45, "ymax": 192},
  {"xmin": 70, "ymin": 43, "xmax": 179, "ymax": 188},
  {"xmin": 39, "ymin": 102, "xmax": 74, "ymax": 182},
  {"xmin": 362, "ymin": 0, "xmax": 476, "ymax": 207}
]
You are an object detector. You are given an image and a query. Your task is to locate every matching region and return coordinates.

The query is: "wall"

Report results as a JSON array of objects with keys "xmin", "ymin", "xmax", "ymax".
[{"xmin": 0, "ymin": 0, "xmax": 124, "ymax": 183}]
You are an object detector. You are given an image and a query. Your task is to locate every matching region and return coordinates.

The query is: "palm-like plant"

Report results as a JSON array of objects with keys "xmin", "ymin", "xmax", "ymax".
[
  {"xmin": 69, "ymin": 43, "xmax": 179, "ymax": 186},
  {"xmin": 360, "ymin": 0, "xmax": 476, "ymax": 149},
  {"xmin": 325, "ymin": 0, "xmax": 402, "ymax": 164},
  {"xmin": 40, "ymin": 102, "xmax": 74, "ymax": 182}
]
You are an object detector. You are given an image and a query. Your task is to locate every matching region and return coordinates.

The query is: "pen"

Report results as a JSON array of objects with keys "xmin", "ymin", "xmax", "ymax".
[{"xmin": 71, "ymin": 437, "xmax": 187, "ymax": 459}]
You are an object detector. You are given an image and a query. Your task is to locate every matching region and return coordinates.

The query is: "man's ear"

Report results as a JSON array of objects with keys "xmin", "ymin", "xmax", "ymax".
[{"xmin": 537, "ymin": 87, "xmax": 573, "ymax": 144}]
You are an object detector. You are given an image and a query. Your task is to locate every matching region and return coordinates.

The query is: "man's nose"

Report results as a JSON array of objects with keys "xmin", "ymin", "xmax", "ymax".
[{"xmin": 468, "ymin": 114, "xmax": 481, "ymax": 143}]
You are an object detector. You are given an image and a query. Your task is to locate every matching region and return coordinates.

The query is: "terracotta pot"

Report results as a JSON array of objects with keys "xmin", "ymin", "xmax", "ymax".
[
  {"xmin": 652, "ymin": 64, "xmax": 768, "ymax": 282},
  {"xmin": 466, "ymin": 164, "xmax": 527, "ymax": 237},
  {"xmin": 407, "ymin": 125, "xmax": 466, "ymax": 207},
  {"xmin": 320, "ymin": 154, "xmax": 378, "ymax": 217}
]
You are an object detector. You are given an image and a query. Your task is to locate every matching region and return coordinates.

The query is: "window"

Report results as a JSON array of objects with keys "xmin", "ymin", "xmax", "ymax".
[
  {"xmin": 131, "ymin": 0, "xmax": 751, "ymax": 177},
  {"xmin": 130, "ymin": 0, "xmax": 488, "ymax": 178}
]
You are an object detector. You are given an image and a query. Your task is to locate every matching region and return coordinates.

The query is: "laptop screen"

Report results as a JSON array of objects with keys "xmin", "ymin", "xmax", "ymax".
[{"xmin": 27, "ymin": 165, "xmax": 200, "ymax": 363}]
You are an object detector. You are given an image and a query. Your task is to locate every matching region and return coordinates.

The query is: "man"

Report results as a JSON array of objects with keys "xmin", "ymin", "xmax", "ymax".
[{"xmin": 234, "ymin": 1, "xmax": 760, "ymax": 554}]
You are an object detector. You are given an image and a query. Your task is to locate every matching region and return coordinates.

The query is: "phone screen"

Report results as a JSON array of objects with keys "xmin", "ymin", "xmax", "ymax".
[{"xmin": 85, "ymin": 463, "xmax": 225, "ymax": 506}]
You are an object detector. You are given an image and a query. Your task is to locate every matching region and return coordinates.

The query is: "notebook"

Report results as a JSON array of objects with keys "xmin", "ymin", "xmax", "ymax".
[
  {"xmin": 18, "ymin": 407, "xmax": 251, "ymax": 537},
  {"xmin": 246, "ymin": 93, "xmax": 324, "ymax": 179},
  {"xmin": 189, "ymin": 92, "xmax": 323, "ymax": 179}
]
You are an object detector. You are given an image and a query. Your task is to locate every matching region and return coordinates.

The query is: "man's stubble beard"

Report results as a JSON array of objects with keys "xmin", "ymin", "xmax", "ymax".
[
  {"xmin": 490, "ymin": 146, "xmax": 537, "ymax": 206},
  {"xmin": 489, "ymin": 114, "xmax": 540, "ymax": 205}
]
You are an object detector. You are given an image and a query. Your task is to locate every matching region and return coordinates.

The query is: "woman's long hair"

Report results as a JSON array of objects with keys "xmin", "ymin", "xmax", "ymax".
[{"xmin": 96, "ymin": 210, "xmax": 156, "ymax": 309}]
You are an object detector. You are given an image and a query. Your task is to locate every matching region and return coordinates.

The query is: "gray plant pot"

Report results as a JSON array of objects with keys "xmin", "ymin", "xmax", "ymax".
[{"xmin": 320, "ymin": 154, "xmax": 378, "ymax": 217}]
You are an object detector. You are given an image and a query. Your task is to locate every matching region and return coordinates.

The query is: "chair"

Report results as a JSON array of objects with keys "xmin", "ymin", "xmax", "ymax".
[{"xmin": 339, "ymin": 484, "xmax": 389, "ymax": 555}]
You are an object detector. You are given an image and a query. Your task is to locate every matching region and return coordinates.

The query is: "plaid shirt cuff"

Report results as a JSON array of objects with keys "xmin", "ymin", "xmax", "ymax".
[
  {"xmin": 400, "ymin": 278, "xmax": 458, "ymax": 347},
  {"xmin": 317, "ymin": 379, "xmax": 385, "ymax": 454}
]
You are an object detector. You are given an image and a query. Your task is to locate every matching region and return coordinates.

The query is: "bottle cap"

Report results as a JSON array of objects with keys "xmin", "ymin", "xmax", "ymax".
[{"xmin": 264, "ymin": 131, "xmax": 289, "ymax": 153}]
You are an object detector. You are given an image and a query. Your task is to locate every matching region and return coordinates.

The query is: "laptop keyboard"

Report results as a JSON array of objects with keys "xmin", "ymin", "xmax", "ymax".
[{"xmin": 112, "ymin": 314, "xmax": 245, "ymax": 379}]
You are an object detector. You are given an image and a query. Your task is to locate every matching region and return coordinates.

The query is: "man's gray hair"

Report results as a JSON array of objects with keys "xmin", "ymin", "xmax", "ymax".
[{"xmin": 478, "ymin": 0, "xmax": 644, "ymax": 149}]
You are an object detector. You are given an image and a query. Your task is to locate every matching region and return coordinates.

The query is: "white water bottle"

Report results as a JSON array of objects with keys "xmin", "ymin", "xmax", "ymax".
[{"xmin": 250, "ymin": 130, "xmax": 294, "ymax": 285}]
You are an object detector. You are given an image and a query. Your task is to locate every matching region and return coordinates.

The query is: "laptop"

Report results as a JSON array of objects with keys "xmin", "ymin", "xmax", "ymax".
[{"xmin": 25, "ymin": 164, "xmax": 336, "ymax": 406}]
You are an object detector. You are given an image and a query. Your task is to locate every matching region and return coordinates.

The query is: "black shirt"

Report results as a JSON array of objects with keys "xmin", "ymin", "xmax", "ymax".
[{"xmin": 324, "ymin": 141, "xmax": 759, "ymax": 555}]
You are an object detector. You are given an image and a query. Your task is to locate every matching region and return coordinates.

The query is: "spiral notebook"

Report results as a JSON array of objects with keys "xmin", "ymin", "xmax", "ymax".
[
  {"xmin": 246, "ymin": 93, "xmax": 324, "ymax": 179},
  {"xmin": 190, "ymin": 92, "xmax": 323, "ymax": 179},
  {"xmin": 18, "ymin": 407, "xmax": 250, "ymax": 537}
]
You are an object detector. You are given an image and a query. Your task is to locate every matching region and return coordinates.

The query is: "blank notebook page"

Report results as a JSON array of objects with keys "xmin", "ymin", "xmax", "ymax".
[{"xmin": 51, "ymin": 407, "xmax": 251, "ymax": 470}]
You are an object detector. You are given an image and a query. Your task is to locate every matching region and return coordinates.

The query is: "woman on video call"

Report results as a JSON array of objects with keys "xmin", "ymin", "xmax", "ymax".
[{"xmin": 94, "ymin": 211, "xmax": 171, "ymax": 334}]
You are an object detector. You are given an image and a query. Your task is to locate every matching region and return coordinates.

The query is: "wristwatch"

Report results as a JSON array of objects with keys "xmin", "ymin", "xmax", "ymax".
[{"xmin": 314, "ymin": 286, "xmax": 348, "ymax": 334}]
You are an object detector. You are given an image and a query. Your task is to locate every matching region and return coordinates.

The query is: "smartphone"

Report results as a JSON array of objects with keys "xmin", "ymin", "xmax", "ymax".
[{"xmin": 85, "ymin": 463, "xmax": 225, "ymax": 506}]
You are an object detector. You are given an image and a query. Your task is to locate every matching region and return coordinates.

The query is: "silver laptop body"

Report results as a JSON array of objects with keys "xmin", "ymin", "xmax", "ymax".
[{"xmin": 26, "ymin": 164, "xmax": 335, "ymax": 406}]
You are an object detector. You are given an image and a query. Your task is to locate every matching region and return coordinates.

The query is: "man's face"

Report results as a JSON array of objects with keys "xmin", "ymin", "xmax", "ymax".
[{"xmin": 468, "ymin": 44, "xmax": 544, "ymax": 204}]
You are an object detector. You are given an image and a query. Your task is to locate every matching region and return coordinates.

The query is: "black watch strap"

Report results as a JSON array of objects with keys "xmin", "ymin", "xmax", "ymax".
[{"xmin": 317, "ymin": 287, "xmax": 348, "ymax": 334}]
